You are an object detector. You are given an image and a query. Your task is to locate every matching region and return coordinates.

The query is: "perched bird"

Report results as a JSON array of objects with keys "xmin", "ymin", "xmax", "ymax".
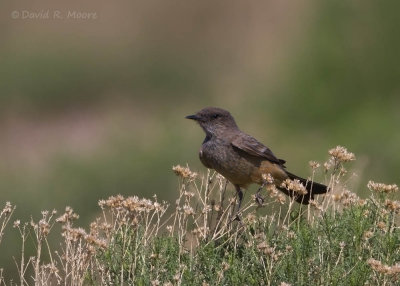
[{"xmin": 186, "ymin": 107, "xmax": 328, "ymax": 213}]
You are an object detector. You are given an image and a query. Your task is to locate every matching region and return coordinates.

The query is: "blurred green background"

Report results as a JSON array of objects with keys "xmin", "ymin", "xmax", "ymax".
[{"xmin": 0, "ymin": 0, "xmax": 399, "ymax": 280}]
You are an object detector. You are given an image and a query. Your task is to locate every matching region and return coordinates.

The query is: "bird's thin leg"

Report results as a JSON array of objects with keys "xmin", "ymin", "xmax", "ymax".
[
  {"xmin": 255, "ymin": 183, "xmax": 266, "ymax": 206},
  {"xmin": 231, "ymin": 185, "xmax": 243, "ymax": 221},
  {"xmin": 236, "ymin": 187, "xmax": 243, "ymax": 212}
]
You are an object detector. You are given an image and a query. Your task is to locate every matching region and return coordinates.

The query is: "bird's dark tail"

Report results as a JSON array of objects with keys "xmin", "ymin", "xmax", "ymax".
[{"xmin": 278, "ymin": 172, "xmax": 329, "ymax": 205}]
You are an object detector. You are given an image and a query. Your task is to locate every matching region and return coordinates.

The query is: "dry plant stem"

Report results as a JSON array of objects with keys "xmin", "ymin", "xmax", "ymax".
[
  {"xmin": 216, "ymin": 180, "xmax": 228, "ymax": 223},
  {"xmin": 0, "ymin": 269, "xmax": 5, "ymax": 286},
  {"xmin": 0, "ymin": 203, "xmax": 15, "ymax": 245},
  {"xmin": 18, "ymin": 230, "xmax": 26, "ymax": 286},
  {"xmin": 282, "ymin": 198, "xmax": 296, "ymax": 227},
  {"xmin": 15, "ymin": 224, "xmax": 30, "ymax": 286},
  {"xmin": 307, "ymin": 169, "xmax": 317, "ymax": 222},
  {"xmin": 34, "ymin": 238, "xmax": 42, "ymax": 286}
]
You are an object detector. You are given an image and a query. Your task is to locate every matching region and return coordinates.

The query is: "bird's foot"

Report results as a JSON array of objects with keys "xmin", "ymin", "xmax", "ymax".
[
  {"xmin": 230, "ymin": 214, "xmax": 242, "ymax": 223},
  {"xmin": 229, "ymin": 210, "xmax": 242, "ymax": 223},
  {"xmin": 255, "ymin": 191, "xmax": 264, "ymax": 206}
]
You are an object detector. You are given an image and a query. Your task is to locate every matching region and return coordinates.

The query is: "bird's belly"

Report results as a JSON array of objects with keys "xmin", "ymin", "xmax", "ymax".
[
  {"xmin": 199, "ymin": 141, "xmax": 288, "ymax": 188},
  {"xmin": 200, "ymin": 142, "xmax": 259, "ymax": 187}
]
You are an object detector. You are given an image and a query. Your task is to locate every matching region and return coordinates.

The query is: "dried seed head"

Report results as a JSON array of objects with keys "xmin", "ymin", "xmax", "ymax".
[
  {"xmin": 192, "ymin": 226, "xmax": 209, "ymax": 238},
  {"xmin": 368, "ymin": 258, "xmax": 400, "ymax": 275},
  {"xmin": 172, "ymin": 165, "xmax": 198, "ymax": 180},
  {"xmin": 277, "ymin": 194, "xmax": 286, "ymax": 204},
  {"xmin": 309, "ymin": 200, "xmax": 322, "ymax": 211},
  {"xmin": 280, "ymin": 179, "xmax": 307, "ymax": 195},
  {"xmin": 287, "ymin": 231, "xmax": 296, "ymax": 239},
  {"xmin": 13, "ymin": 220, "xmax": 20, "ymax": 228},
  {"xmin": 98, "ymin": 200, "xmax": 106, "ymax": 208},
  {"xmin": 328, "ymin": 146, "xmax": 355, "ymax": 162},
  {"xmin": 1, "ymin": 202, "xmax": 13, "ymax": 215},
  {"xmin": 56, "ymin": 207, "xmax": 79, "ymax": 223},
  {"xmin": 202, "ymin": 205, "xmax": 211, "ymax": 214},
  {"xmin": 384, "ymin": 199, "xmax": 400, "ymax": 213},
  {"xmin": 331, "ymin": 193, "xmax": 341, "ymax": 201},
  {"xmin": 267, "ymin": 184, "xmax": 279, "ymax": 197},
  {"xmin": 377, "ymin": 221, "xmax": 386, "ymax": 230},
  {"xmin": 245, "ymin": 213, "xmax": 257, "ymax": 224},
  {"xmin": 150, "ymin": 253, "xmax": 158, "ymax": 259},
  {"xmin": 184, "ymin": 191, "xmax": 195, "ymax": 198},
  {"xmin": 323, "ymin": 161, "xmax": 332, "ymax": 172},
  {"xmin": 183, "ymin": 205, "xmax": 195, "ymax": 216},
  {"xmin": 339, "ymin": 190, "xmax": 360, "ymax": 207},
  {"xmin": 363, "ymin": 230, "xmax": 374, "ymax": 240},
  {"xmin": 39, "ymin": 219, "xmax": 50, "ymax": 236},
  {"xmin": 262, "ymin": 173, "xmax": 274, "ymax": 184},
  {"xmin": 309, "ymin": 161, "xmax": 320, "ymax": 170},
  {"xmin": 257, "ymin": 241, "xmax": 269, "ymax": 251},
  {"xmin": 367, "ymin": 181, "xmax": 398, "ymax": 194},
  {"xmin": 358, "ymin": 199, "xmax": 367, "ymax": 206}
]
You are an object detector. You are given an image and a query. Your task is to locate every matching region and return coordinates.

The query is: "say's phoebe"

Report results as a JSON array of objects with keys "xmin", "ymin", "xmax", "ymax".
[{"xmin": 186, "ymin": 107, "xmax": 328, "ymax": 212}]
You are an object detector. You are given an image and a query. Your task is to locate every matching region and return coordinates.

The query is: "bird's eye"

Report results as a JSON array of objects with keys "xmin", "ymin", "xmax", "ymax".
[{"xmin": 212, "ymin": 114, "xmax": 220, "ymax": 119}]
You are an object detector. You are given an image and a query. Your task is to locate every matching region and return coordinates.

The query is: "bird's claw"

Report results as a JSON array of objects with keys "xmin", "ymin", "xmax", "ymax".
[
  {"xmin": 231, "ymin": 214, "xmax": 242, "ymax": 222},
  {"xmin": 255, "ymin": 192, "xmax": 264, "ymax": 206}
]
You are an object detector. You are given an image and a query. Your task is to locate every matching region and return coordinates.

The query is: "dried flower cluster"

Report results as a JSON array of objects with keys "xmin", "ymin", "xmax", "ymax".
[
  {"xmin": 367, "ymin": 181, "xmax": 398, "ymax": 194},
  {"xmin": 0, "ymin": 202, "xmax": 13, "ymax": 216},
  {"xmin": 363, "ymin": 230, "xmax": 374, "ymax": 240},
  {"xmin": 261, "ymin": 183, "xmax": 286, "ymax": 204},
  {"xmin": 367, "ymin": 258, "xmax": 400, "ymax": 275},
  {"xmin": 182, "ymin": 204, "xmax": 195, "ymax": 216},
  {"xmin": 262, "ymin": 173, "xmax": 275, "ymax": 184},
  {"xmin": 332, "ymin": 189, "xmax": 362, "ymax": 207},
  {"xmin": 384, "ymin": 199, "xmax": 400, "ymax": 213},
  {"xmin": 192, "ymin": 226, "xmax": 209, "ymax": 239},
  {"xmin": 324, "ymin": 146, "xmax": 355, "ymax": 173},
  {"xmin": 172, "ymin": 165, "xmax": 198, "ymax": 180},
  {"xmin": 56, "ymin": 206, "xmax": 79, "ymax": 223},
  {"xmin": 309, "ymin": 161, "xmax": 320, "ymax": 170},
  {"xmin": 99, "ymin": 194, "xmax": 165, "ymax": 214},
  {"xmin": 280, "ymin": 179, "xmax": 307, "ymax": 195},
  {"xmin": 62, "ymin": 225, "xmax": 107, "ymax": 249},
  {"xmin": 328, "ymin": 146, "xmax": 356, "ymax": 162},
  {"xmin": 309, "ymin": 200, "xmax": 323, "ymax": 211},
  {"xmin": 0, "ymin": 202, "xmax": 15, "ymax": 245}
]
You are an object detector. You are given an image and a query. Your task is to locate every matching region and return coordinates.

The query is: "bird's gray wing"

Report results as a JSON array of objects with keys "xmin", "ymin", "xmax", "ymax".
[{"xmin": 231, "ymin": 134, "xmax": 286, "ymax": 166}]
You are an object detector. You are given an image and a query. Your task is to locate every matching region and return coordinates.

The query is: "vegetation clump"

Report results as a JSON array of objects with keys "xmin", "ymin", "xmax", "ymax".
[{"xmin": 0, "ymin": 147, "xmax": 399, "ymax": 285}]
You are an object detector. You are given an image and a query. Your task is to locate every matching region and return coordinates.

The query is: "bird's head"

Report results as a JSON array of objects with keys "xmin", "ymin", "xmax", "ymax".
[{"xmin": 185, "ymin": 107, "xmax": 239, "ymax": 137}]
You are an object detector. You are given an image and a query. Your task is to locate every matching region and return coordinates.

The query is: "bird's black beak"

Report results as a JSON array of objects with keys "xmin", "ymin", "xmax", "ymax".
[{"xmin": 185, "ymin": 114, "xmax": 200, "ymax": 121}]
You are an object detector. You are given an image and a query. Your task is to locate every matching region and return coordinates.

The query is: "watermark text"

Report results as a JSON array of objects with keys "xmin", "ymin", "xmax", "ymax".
[{"xmin": 11, "ymin": 10, "xmax": 98, "ymax": 20}]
